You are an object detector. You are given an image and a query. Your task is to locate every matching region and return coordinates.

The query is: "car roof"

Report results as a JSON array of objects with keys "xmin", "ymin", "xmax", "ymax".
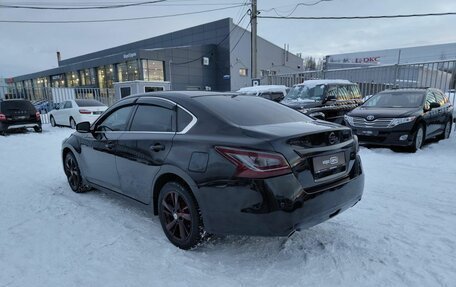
[
  {"xmin": 380, "ymin": 88, "xmax": 428, "ymax": 94},
  {"xmin": 237, "ymin": 85, "xmax": 287, "ymax": 93},
  {"xmin": 296, "ymin": 79, "xmax": 353, "ymax": 86},
  {"xmin": 123, "ymin": 91, "xmax": 238, "ymax": 102}
]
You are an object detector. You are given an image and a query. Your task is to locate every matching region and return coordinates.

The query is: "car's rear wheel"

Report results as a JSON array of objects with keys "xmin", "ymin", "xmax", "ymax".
[
  {"xmin": 70, "ymin": 117, "xmax": 76, "ymax": 129},
  {"xmin": 438, "ymin": 119, "xmax": 452, "ymax": 140},
  {"xmin": 410, "ymin": 124, "xmax": 424, "ymax": 152},
  {"xmin": 50, "ymin": 116, "xmax": 56, "ymax": 127},
  {"xmin": 158, "ymin": 182, "xmax": 203, "ymax": 250},
  {"xmin": 64, "ymin": 152, "xmax": 87, "ymax": 193}
]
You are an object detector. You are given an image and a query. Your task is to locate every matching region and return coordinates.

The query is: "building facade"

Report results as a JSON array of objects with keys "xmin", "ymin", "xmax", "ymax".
[
  {"xmin": 326, "ymin": 42, "xmax": 456, "ymax": 69},
  {"xmin": 10, "ymin": 18, "xmax": 303, "ymax": 94}
]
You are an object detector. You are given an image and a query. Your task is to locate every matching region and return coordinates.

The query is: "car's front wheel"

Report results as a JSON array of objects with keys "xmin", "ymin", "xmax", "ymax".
[
  {"xmin": 50, "ymin": 116, "xmax": 56, "ymax": 127},
  {"xmin": 64, "ymin": 152, "xmax": 88, "ymax": 193},
  {"xmin": 410, "ymin": 124, "xmax": 425, "ymax": 152},
  {"xmin": 34, "ymin": 126, "xmax": 42, "ymax": 133},
  {"xmin": 158, "ymin": 182, "xmax": 204, "ymax": 250}
]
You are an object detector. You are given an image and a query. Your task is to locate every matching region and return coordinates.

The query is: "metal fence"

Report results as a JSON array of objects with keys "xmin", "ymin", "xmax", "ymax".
[
  {"xmin": 0, "ymin": 86, "xmax": 116, "ymax": 124},
  {"xmin": 266, "ymin": 59, "xmax": 456, "ymax": 101}
]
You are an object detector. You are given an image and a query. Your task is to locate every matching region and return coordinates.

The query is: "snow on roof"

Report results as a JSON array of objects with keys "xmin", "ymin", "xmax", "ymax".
[
  {"xmin": 296, "ymin": 79, "xmax": 353, "ymax": 87},
  {"xmin": 237, "ymin": 85, "xmax": 288, "ymax": 93}
]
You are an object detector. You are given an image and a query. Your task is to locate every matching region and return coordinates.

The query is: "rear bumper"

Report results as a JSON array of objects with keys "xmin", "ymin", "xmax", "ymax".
[
  {"xmin": 196, "ymin": 156, "xmax": 364, "ymax": 236},
  {"xmin": 0, "ymin": 121, "xmax": 41, "ymax": 131}
]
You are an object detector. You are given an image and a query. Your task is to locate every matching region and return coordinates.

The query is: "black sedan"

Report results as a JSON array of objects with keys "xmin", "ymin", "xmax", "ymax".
[
  {"xmin": 344, "ymin": 88, "xmax": 453, "ymax": 152},
  {"xmin": 62, "ymin": 92, "xmax": 364, "ymax": 249}
]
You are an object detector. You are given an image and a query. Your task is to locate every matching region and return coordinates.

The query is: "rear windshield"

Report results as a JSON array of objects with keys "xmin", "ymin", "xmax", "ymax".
[
  {"xmin": 364, "ymin": 92, "xmax": 424, "ymax": 108},
  {"xmin": 75, "ymin": 99, "xmax": 105, "ymax": 107},
  {"xmin": 1, "ymin": 100, "xmax": 35, "ymax": 112},
  {"xmin": 195, "ymin": 95, "xmax": 311, "ymax": 126}
]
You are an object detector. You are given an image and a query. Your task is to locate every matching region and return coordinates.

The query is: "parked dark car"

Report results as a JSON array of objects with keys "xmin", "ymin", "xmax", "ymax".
[
  {"xmin": 61, "ymin": 92, "xmax": 364, "ymax": 249},
  {"xmin": 0, "ymin": 99, "xmax": 42, "ymax": 135},
  {"xmin": 281, "ymin": 80, "xmax": 363, "ymax": 124},
  {"xmin": 344, "ymin": 88, "xmax": 453, "ymax": 152}
]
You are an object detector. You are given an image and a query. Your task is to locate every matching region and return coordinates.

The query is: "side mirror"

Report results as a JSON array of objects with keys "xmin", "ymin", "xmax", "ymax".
[
  {"xmin": 429, "ymin": 102, "xmax": 440, "ymax": 109},
  {"xmin": 76, "ymin": 121, "xmax": 91, "ymax": 133}
]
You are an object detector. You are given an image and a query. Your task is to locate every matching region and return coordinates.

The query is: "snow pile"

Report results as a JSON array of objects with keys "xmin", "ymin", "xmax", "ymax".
[{"xmin": 1, "ymin": 126, "xmax": 455, "ymax": 286}]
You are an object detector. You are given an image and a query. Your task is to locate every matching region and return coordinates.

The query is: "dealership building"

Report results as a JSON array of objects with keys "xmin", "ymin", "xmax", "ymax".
[
  {"xmin": 326, "ymin": 42, "xmax": 456, "ymax": 69},
  {"xmin": 9, "ymin": 18, "xmax": 303, "ymax": 94}
]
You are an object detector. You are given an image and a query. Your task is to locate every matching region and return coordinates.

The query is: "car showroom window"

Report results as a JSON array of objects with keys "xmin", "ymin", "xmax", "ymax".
[
  {"xmin": 130, "ymin": 105, "xmax": 175, "ymax": 132},
  {"xmin": 99, "ymin": 106, "xmax": 133, "ymax": 131}
]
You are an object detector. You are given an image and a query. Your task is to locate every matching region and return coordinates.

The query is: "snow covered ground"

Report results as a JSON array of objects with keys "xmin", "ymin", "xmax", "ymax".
[{"xmin": 1, "ymin": 125, "xmax": 455, "ymax": 287}]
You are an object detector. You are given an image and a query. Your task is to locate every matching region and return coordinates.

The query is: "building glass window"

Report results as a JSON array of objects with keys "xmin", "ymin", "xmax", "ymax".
[
  {"xmin": 97, "ymin": 65, "xmax": 115, "ymax": 88},
  {"xmin": 142, "ymin": 59, "xmax": 165, "ymax": 81},
  {"xmin": 117, "ymin": 60, "xmax": 140, "ymax": 82},
  {"xmin": 80, "ymin": 68, "xmax": 96, "ymax": 86},
  {"xmin": 51, "ymin": 74, "xmax": 65, "ymax": 87},
  {"xmin": 239, "ymin": 68, "xmax": 248, "ymax": 77},
  {"xmin": 66, "ymin": 71, "xmax": 80, "ymax": 87}
]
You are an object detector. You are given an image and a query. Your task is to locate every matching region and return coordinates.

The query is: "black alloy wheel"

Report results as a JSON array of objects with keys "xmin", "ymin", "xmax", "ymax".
[
  {"xmin": 34, "ymin": 126, "xmax": 42, "ymax": 133},
  {"xmin": 438, "ymin": 120, "xmax": 452, "ymax": 140},
  {"xmin": 158, "ymin": 182, "xmax": 203, "ymax": 250},
  {"xmin": 410, "ymin": 124, "xmax": 425, "ymax": 153},
  {"xmin": 50, "ymin": 116, "xmax": 56, "ymax": 127},
  {"xmin": 64, "ymin": 152, "xmax": 86, "ymax": 193}
]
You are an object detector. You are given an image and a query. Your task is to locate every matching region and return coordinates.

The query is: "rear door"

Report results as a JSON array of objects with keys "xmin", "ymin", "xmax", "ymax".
[{"xmin": 116, "ymin": 98, "xmax": 176, "ymax": 203}]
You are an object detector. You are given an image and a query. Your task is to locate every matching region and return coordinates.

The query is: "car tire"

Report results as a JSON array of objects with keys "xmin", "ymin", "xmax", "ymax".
[
  {"xmin": 70, "ymin": 117, "xmax": 76, "ymax": 129},
  {"xmin": 158, "ymin": 181, "xmax": 204, "ymax": 250},
  {"xmin": 409, "ymin": 124, "xmax": 425, "ymax": 153},
  {"xmin": 50, "ymin": 116, "xmax": 56, "ymax": 127},
  {"xmin": 64, "ymin": 152, "xmax": 89, "ymax": 193},
  {"xmin": 437, "ymin": 119, "xmax": 452, "ymax": 140},
  {"xmin": 0, "ymin": 130, "xmax": 6, "ymax": 136},
  {"xmin": 34, "ymin": 126, "xmax": 42, "ymax": 133}
]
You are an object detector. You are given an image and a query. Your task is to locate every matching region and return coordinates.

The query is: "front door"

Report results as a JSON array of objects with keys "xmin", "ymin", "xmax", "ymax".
[
  {"xmin": 80, "ymin": 105, "xmax": 135, "ymax": 191},
  {"xmin": 116, "ymin": 99, "xmax": 176, "ymax": 203},
  {"xmin": 423, "ymin": 91, "xmax": 440, "ymax": 137}
]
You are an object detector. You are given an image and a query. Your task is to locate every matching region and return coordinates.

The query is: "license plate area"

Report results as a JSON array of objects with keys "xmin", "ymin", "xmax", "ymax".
[
  {"xmin": 356, "ymin": 129, "xmax": 379, "ymax": 136},
  {"xmin": 312, "ymin": 152, "xmax": 346, "ymax": 180}
]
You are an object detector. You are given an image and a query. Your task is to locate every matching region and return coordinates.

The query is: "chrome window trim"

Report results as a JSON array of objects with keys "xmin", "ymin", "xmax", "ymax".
[{"xmin": 95, "ymin": 96, "xmax": 197, "ymax": 135}]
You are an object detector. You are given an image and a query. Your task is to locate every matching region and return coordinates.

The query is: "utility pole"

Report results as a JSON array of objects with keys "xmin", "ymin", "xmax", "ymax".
[{"xmin": 251, "ymin": 0, "xmax": 258, "ymax": 80}]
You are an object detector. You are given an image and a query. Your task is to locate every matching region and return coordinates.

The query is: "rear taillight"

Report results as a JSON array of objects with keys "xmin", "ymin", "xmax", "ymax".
[
  {"xmin": 215, "ymin": 146, "xmax": 291, "ymax": 179},
  {"xmin": 0, "ymin": 113, "xmax": 6, "ymax": 121},
  {"xmin": 79, "ymin": 109, "xmax": 92, "ymax": 114},
  {"xmin": 35, "ymin": 111, "xmax": 40, "ymax": 121}
]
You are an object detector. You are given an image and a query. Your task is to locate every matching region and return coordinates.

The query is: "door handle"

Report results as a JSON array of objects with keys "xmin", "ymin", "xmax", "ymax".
[
  {"xmin": 105, "ymin": 142, "xmax": 115, "ymax": 150},
  {"xmin": 150, "ymin": 143, "xmax": 165, "ymax": 152}
]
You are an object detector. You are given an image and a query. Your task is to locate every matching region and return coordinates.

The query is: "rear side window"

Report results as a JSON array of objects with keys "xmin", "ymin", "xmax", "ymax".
[
  {"xmin": 75, "ymin": 99, "xmax": 105, "ymax": 107},
  {"xmin": 64, "ymin": 101, "xmax": 72, "ymax": 109},
  {"xmin": 1, "ymin": 100, "xmax": 35, "ymax": 112},
  {"xmin": 130, "ymin": 105, "xmax": 175, "ymax": 132},
  {"xmin": 195, "ymin": 95, "xmax": 311, "ymax": 126},
  {"xmin": 177, "ymin": 107, "xmax": 193, "ymax": 132},
  {"xmin": 336, "ymin": 85, "xmax": 361, "ymax": 100}
]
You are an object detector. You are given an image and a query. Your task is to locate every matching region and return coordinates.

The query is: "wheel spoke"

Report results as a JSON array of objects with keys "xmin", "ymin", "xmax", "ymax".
[
  {"xmin": 166, "ymin": 219, "xmax": 177, "ymax": 231},
  {"xmin": 180, "ymin": 212, "xmax": 191, "ymax": 221},
  {"xmin": 162, "ymin": 200, "xmax": 173, "ymax": 213},
  {"xmin": 174, "ymin": 192, "xmax": 179, "ymax": 211},
  {"xmin": 178, "ymin": 221, "xmax": 186, "ymax": 239}
]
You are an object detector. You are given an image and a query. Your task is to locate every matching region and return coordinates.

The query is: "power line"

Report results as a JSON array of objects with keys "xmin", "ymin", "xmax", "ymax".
[
  {"xmin": 0, "ymin": 0, "xmax": 165, "ymax": 10},
  {"xmin": 259, "ymin": 12, "xmax": 456, "ymax": 20},
  {"xmin": 0, "ymin": 4, "xmax": 248, "ymax": 24},
  {"xmin": 260, "ymin": 0, "xmax": 333, "ymax": 17}
]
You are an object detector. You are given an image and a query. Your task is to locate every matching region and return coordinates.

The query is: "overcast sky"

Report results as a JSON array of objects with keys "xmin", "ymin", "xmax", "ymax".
[{"xmin": 1, "ymin": 0, "xmax": 456, "ymax": 77}]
